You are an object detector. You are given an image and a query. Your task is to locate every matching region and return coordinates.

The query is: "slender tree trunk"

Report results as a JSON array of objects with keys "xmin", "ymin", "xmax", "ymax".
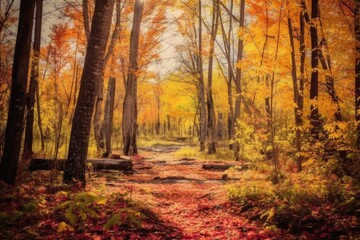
[
  {"xmin": 36, "ymin": 78, "xmax": 44, "ymax": 151},
  {"xmin": 93, "ymin": 80, "xmax": 105, "ymax": 151},
  {"xmin": 288, "ymin": 16, "xmax": 303, "ymax": 172},
  {"xmin": 218, "ymin": 0, "xmax": 234, "ymax": 149},
  {"xmin": 268, "ymin": 0, "xmax": 284, "ymax": 184},
  {"xmin": 207, "ymin": 0, "xmax": 219, "ymax": 154},
  {"xmin": 64, "ymin": 0, "xmax": 114, "ymax": 185},
  {"xmin": 234, "ymin": 0, "xmax": 245, "ymax": 161},
  {"xmin": 82, "ymin": 0, "xmax": 90, "ymax": 41},
  {"xmin": 299, "ymin": 0, "xmax": 306, "ymax": 154},
  {"xmin": 156, "ymin": 94, "xmax": 160, "ymax": 135},
  {"xmin": 198, "ymin": 0, "xmax": 206, "ymax": 152},
  {"xmin": 24, "ymin": 0, "xmax": 42, "ymax": 158},
  {"xmin": 310, "ymin": 0, "xmax": 320, "ymax": 141},
  {"xmin": 356, "ymin": 0, "xmax": 360, "ymax": 149},
  {"xmin": 103, "ymin": 77, "xmax": 116, "ymax": 155},
  {"xmin": 318, "ymin": 45, "xmax": 342, "ymax": 121},
  {"xmin": 0, "ymin": 0, "xmax": 35, "ymax": 185},
  {"xmin": 123, "ymin": 0, "xmax": 144, "ymax": 156}
]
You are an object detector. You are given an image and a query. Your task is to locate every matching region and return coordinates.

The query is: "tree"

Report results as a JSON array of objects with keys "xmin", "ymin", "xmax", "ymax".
[
  {"xmin": 310, "ymin": 0, "xmax": 320, "ymax": 142},
  {"xmin": 355, "ymin": 0, "xmax": 360, "ymax": 149},
  {"xmin": 103, "ymin": 76, "xmax": 116, "ymax": 154},
  {"xmin": 218, "ymin": 0, "xmax": 235, "ymax": 150},
  {"xmin": 198, "ymin": 0, "xmax": 206, "ymax": 152},
  {"xmin": 122, "ymin": 0, "xmax": 144, "ymax": 156},
  {"xmin": 93, "ymin": 0, "xmax": 122, "ymax": 155},
  {"xmin": 287, "ymin": 11, "xmax": 302, "ymax": 172},
  {"xmin": 233, "ymin": 0, "xmax": 245, "ymax": 161},
  {"xmin": 0, "ymin": 0, "xmax": 35, "ymax": 185},
  {"xmin": 24, "ymin": 0, "xmax": 43, "ymax": 158},
  {"xmin": 206, "ymin": 0, "xmax": 219, "ymax": 154},
  {"xmin": 63, "ymin": 0, "xmax": 114, "ymax": 185}
]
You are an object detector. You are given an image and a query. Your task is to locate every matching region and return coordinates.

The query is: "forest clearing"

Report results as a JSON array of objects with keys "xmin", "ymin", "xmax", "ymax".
[{"xmin": 1, "ymin": 0, "xmax": 360, "ymax": 239}]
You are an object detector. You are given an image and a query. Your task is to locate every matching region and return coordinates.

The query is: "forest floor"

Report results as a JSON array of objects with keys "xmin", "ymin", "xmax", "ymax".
[
  {"xmin": 1, "ymin": 140, "xmax": 359, "ymax": 239},
  {"xmin": 97, "ymin": 143, "xmax": 288, "ymax": 239}
]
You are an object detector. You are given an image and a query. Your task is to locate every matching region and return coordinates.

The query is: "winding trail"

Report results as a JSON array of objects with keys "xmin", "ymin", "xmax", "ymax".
[{"xmin": 105, "ymin": 143, "xmax": 285, "ymax": 239}]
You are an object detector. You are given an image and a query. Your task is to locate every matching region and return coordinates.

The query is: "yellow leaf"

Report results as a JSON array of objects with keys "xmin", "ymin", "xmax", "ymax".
[{"xmin": 57, "ymin": 222, "xmax": 68, "ymax": 233}]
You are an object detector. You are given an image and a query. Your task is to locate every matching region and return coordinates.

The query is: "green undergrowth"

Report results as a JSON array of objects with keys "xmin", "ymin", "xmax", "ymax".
[
  {"xmin": 0, "ymin": 180, "xmax": 182, "ymax": 239},
  {"xmin": 226, "ymin": 169, "xmax": 360, "ymax": 239}
]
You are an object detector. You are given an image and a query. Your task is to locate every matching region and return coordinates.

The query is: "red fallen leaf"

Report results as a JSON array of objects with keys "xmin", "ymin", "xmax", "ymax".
[
  {"xmin": 183, "ymin": 233, "xmax": 197, "ymax": 239},
  {"xmin": 132, "ymin": 154, "xmax": 144, "ymax": 161},
  {"xmin": 320, "ymin": 232, "xmax": 330, "ymax": 239},
  {"xmin": 246, "ymin": 230, "xmax": 259, "ymax": 239}
]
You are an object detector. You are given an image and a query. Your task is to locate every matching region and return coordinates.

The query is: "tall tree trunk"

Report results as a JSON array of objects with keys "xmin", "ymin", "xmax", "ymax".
[
  {"xmin": 288, "ymin": 16, "xmax": 303, "ymax": 172},
  {"xmin": 93, "ymin": 0, "xmax": 122, "ymax": 153},
  {"xmin": 299, "ymin": 0, "xmax": 306, "ymax": 164},
  {"xmin": 268, "ymin": 0, "xmax": 284, "ymax": 184},
  {"xmin": 103, "ymin": 77, "xmax": 116, "ymax": 155},
  {"xmin": 356, "ymin": 0, "xmax": 360, "ymax": 149},
  {"xmin": 36, "ymin": 77, "xmax": 45, "ymax": 151},
  {"xmin": 310, "ymin": 0, "xmax": 320, "ymax": 141},
  {"xmin": 0, "ymin": 0, "xmax": 35, "ymax": 185},
  {"xmin": 24, "ymin": 0, "xmax": 42, "ymax": 158},
  {"xmin": 207, "ymin": 0, "xmax": 219, "ymax": 154},
  {"xmin": 123, "ymin": 0, "xmax": 144, "ymax": 156},
  {"xmin": 301, "ymin": 0, "xmax": 341, "ymax": 123},
  {"xmin": 218, "ymin": 0, "xmax": 234, "ymax": 149},
  {"xmin": 234, "ymin": 0, "xmax": 245, "ymax": 161},
  {"xmin": 93, "ymin": 80, "xmax": 105, "ymax": 151},
  {"xmin": 64, "ymin": 0, "xmax": 114, "ymax": 185},
  {"xmin": 156, "ymin": 93, "xmax": 160, "ymax": 135},
  {"xmin": 198, "ymin": 0, "xmax": 206, "ymax": 152}
]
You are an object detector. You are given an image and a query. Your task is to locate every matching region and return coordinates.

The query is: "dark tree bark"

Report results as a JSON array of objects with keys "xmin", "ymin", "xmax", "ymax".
[
  {"xmin": 198, "ymin": 0, "xmax": 206, "ymax": 152},
  {"xmin": 93, "ymin": 0, "xmax": 122, "ymax": 153},
  {"xmin": 64, "ymin": 0, "xmax": 114, "ymax": 185},
  {"xmin": 310, "ymin": 0, "xmax": 320, "ymax": 141},
  {"xmin": 207, "ymin": 0, "xmax": 219, "ymax": 154},
  {"xmin": 0, "ymin": 0, "xmax": 35, "ymax": 185},
  {"xmin": 356, "ymin": 0, "xmax": 360, "ymax": 149},
  {"xmin": 218, "ymin": 0, "xmax": 234, "ymax": 149},
  {"xmin": 122, "ymin": 0, "xmax": 144, "ymax": 156},
  {"xmin": 288, "ymin": 16, "xmax": 303, "ymax": 172},
  {"xmin": 24, "ymin": 0, "xmax": 43, "ymax": 158},
  {"xmin": 103, "ymin": 77, "xmax": 116, "ymax": 155},
  {"xmin": 233, "ymin": 0, "xmax": 245, "ymax": 161}
]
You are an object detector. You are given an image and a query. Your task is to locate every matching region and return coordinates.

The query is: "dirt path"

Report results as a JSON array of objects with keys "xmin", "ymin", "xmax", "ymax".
[{"xmin": 106, "ymin": 144, "xmax": 284, "ymax": 239}]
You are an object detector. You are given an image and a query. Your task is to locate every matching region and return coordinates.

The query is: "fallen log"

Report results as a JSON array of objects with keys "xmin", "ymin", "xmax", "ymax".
[
  {"xmin": 29, "ymin": 158, "xmax": 133, "ymax": 173},
  {"xmin": 202, "ymin": 163, "xmax": 234, "ymax": 171}
]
